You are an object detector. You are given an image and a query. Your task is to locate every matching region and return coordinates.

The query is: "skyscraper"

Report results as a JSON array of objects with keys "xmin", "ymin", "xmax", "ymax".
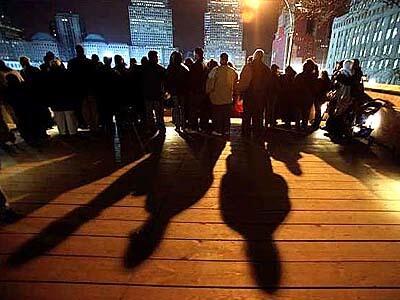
[
  {"xmin": 54, "ymin": 12, "xmax": 86, "ymax": 61},
  {"xmin": 204, "ymin": 0, "xmax": 246, "ymax": 69},
  {"xmin": 128, "ymin": 0, "xmax": 175, "ymax": 65},
  {"xmin": 326, "ymin": 0, "xmax": 400, "ymax": 84},
  {"xmin": 0, "ymin": 2, "xmax": 24, "ymax": 62}
]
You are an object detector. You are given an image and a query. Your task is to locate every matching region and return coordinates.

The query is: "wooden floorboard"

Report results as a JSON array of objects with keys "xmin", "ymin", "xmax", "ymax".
[{"xmin": 1, "ymin": 127, "xmax": 400, "ymax": 299}]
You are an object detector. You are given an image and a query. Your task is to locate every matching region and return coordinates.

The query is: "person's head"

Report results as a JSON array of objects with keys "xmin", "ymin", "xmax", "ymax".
[
  {"xmin": 303, "ymin": 59, "xmax": 316, "ymax": 74},
  {"xmin": 271, "ymin": 64, "xmax": 280, "ymax": 75},
  {"xmin": 0, "ymin": 60, "xmax": 11, "ymax": 72},
  {"xmin": 184, "ymin": 57, "xmax": 194, "ymax": 67},
  {"xmin": 353, "ymin": 58, "xmax": 360, "ymax": 69},
  {"xmin": 220, "ymin": 53, "xmax": 229, "ymax": 66},
  {"xmin": 247, "ymin": 56, "xmax": 254, "ymax": 64},
  {"xmin": 169, "ymin": 51, "xmax": 183, "ymax": 66},
  {"xmin": 114, "ymin": 55, "xmax": 125, "ymax": 67},
  {"xmin": 141, "ymin": 56, "xmax": 149, "ymax": 66},
  {"xmin": 343, "ymin": 59, "xmax": 353, "ymax": 74},
  {"xmin": 130, "ymin": 58, "xmax": 137, "ymax": 67},
  {"xmin": 148, "ymin": 50, "xmax": 158, "ymax": 64},
  {"xmin": 252, "ymin": 49, "xmax": 264, "ymax": 62},
  {"xmin": 91, "ymin": 54, "xmax": 100, "ymax": 63},
  {"xmin": 103, "ymin": 56, "xmax": 112, "ymax": 67},
  {"xmin": 321, "ymin": 70, "xmax": 329, "ymax": 81},
  {"xmin": 50, "ymin": 58, "xmax": 63, "ymax": 70},
  {"xmin": 44, "ymin": 51, "xmax": 55, "ymax": 64},
  {"xmin": 207, "ymin": 59, "xmax": 218, "ymax": 70},
  {"xmin": 285, "ymin": 66, "xmax": 296, "ymax": 77},
  {"xmin": 5, "ymin": 74, "xmax": 20, "ymax": 89},
  {"xmin": 19, "ymin": 56, "xmax": 30, "ymax": 68},
  {"xmin": 75, "ymin": 45, "xmax": 85, "ymax": 57},
  {"xmin": 194, "ymin": 47, "xmax": 204, "ymax": 61}
]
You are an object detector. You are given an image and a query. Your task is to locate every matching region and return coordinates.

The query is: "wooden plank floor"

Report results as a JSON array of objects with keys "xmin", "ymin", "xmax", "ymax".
[{"xmin": 1, "ymin": 125, "xmax": 400, "ymax": 299}]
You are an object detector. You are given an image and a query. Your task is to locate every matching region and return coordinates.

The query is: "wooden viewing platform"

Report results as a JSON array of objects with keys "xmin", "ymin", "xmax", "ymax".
[{"xmin": 1, "ymin": 125, "xmax": 400, "ymax": 299}]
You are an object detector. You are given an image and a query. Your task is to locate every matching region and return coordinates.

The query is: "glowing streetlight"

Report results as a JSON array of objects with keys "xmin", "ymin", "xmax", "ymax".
[{"xmin": 243, "ymin": 0, "xmax": 261, "ymax": 9}]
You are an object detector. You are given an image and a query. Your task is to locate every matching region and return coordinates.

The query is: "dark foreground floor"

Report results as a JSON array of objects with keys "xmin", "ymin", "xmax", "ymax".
[{"xmin": 1, "ymin": 124, "xmax": 400, "ymax": 299}]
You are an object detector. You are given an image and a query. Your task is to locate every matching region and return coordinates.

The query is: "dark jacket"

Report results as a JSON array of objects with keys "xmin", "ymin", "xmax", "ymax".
[
  {"xmin": 142, "ymin": 62, "xmax": 167, "ymax": 101},
  {"xmin": 189, "ymin": 59, "xmax": 208, "ymax": 95},
  {"xmin": 166, "ymin": 63, "xmax": 189, "ymax": 97},
  {"xmin": 239, "ymin": 60, "xmax": 272, "ymax": 104},
  {"xmin": 67, "ymin": 55, "xmax": 95, "ymax": 96},
  {"xmin": 48, "ymin": 67, "xmax": 76, "ymax": 111}
]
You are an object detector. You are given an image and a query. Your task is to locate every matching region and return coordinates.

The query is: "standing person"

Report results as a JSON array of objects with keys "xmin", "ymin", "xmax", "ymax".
[
  {"xmin": 267, "ymin": 64, "xmax": 281, "ymax": 127},
  {"xmin": 129, "ymin": 58, "xmax": 138, "ymax": 72},
  {"xmin": 39, "ymin": 51, "xmax": 55, "ymax": 72},
  {"xmin": 113, "ymin": 55, "xmax": 130, "ymax": 127},
  {"xmin": 238, "ymin": 49, "xmax": 272, "ymax": 141},
  {"xmin": 312, "ymin": 70, "xmax": 332, "ymax": 130},
  {"xmin": 97, "ymin": 57, "xmax": 115, "ymax": 133},
  {"xmin": 166, "ymin": 51, "xmax": 189, "ymax": 132},
  {"xmin": 142, "ymin": 50, "xmax": 167, "ymax": 133},
  {"xmin": 20, "ymin": 56, "xmax": 53, "ymax": 132},
  {"xmin": 206, "ymin": 53, "xmax": 238, "ymax": 137},
  {"xmin": 48, "ymin": 59, "xmax": 78, "ymax": 136},
  {"xmin": 184, "ymin": 57, "xmax": 194, "ymax": 69},
  {"xmin": 294, "ymin": 59, "xmax": 319, "ymax": 130},
  {"xmin": 0, "ymin": 60, "xmax": 19, "ymax": 144},
  {"xmin": 187, "ymin": 47, "xmax": 209, "ymax": 133},
  {"xmin": 68, "ymin": 45, "xmax": 95, "ymax": 130},
  {"xmin": 280, "ymin": 66, "xmax": 297, "ymax": 127}
]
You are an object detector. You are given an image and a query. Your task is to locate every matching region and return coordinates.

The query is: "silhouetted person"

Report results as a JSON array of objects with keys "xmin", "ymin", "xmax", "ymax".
[
  {"xmin": 166, "ymin": 51, "xmax": 189, "ymax": 132},
  {"xmin": 48, "ymin": 58, "xmax": 78, "ymax": 136},
  {"xmin": 96, "ymin": 57, "xmax": 115, "ymax": 133},
  {"xmin": 267, "ymin": 64, "xmax": 281, "ymax": 127},
  {"xmin": 280, "ymin": 66, "xmax": 297, "ymax": 127},
  {"xmin": 294, "ymin": 59, "xmax": 319, "ymax": 130},
  {"xmin": 20, "ymin": 56, "xmax": 54, "ymax": 131},
  {"xmin": 68, "ymin": 45, "xmax": 95, "ymax": 129},
  {"xmin": 312, "ymin": 70, "xmax": 332, "ymax": 130},
  {"xmin": 206, "ymin": 52, "xmax": 238, "ymax": 136},
  {"xmin": 4, "ymin": 74, "xmax": 46, "ymax": 145},
  {"xmin": 184, "ymin": 57, "xmax": 194, "ymax": 69},
  {"xmin": 142, "ymin": 51, "xmax": 167, "ymax": 133},
  {"xmin": 187, "ymin": 47, "xmax": 209, "ymax": 133},
  {"xmin": 207, "ymin": 59, "xmax": 218, "ymax": 71},
  {"xmin": 129, "ymin": 58, "xmax": 137, "ymax": 72},
  {"xmin": 39, "ymin": 51, "xmax": 55, "ymax": 72},
  {"xmin": 91, "ymin": 54, "xmax": 103, "ymax": 69},
  {"xmin": 239, "ymin": 49, "xmax": 272, "ymax": 141}
]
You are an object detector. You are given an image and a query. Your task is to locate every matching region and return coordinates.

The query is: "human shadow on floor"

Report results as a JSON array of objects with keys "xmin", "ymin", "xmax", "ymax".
[
  {"xmin": 6, "ymin": 133, "xmax": 164, "ymax": 266},
  {"xmin": 124, "ymin": 134, "xmax": 226, "ymax": 269},
  {"xmin": 220, "ymin": 137, "xmax": 291, "ymax": 293},
  {"xmin": 0, "ymin": 127, "xmax": 148, "ymax": 225}
]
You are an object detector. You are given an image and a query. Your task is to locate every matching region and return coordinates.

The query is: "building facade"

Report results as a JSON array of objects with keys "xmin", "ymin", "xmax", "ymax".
[
  {"xmin": 25, "ymin": 32, "xmax": 60, "ymax": 63},
  {"xmin": 0, "ymin": 8, "xmax": 25, "ymax": 62},
  {"xmin": 204, "ymin": 0, "xmax": 246, "ymax": 69},
  {"xmin": 271, "ymin": 8, "xmax": 330, "ymax": 72},
  {"xmin": 54, "ymin": 12, "xmax": 86, "ymax": 61},
  {"xmin": 128, "ymin": 0, "xmax": 175, "ymax": 65},
  {"xmin": 326, "ymin": 0, "xmax": 400, "ymax": 84},
  {"xmin": 82, "ymin": 34, "xmax": 130, "ymax": 65}
]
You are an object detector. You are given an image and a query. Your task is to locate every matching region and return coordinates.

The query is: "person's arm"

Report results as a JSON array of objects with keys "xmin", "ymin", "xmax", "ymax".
[
  {"xmin": 206, "ymin": 67, "xmax": 217, "ymax": 95},
  {"xmin": 238, "ymin": 64, "xmax": 252, "ymax": 93}
]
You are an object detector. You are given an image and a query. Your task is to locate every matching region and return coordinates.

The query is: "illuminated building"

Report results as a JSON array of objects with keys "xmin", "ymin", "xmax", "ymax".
[
  {"xmin": 82, "ymin": 34, "xmax": 130, "ymax": 65},
  {"xmin": 204, "ymin": 0, "xmax": 246, "ymax": 69},
  {"xmin": 128, "ymin": 0, "xmax": 175, "ymax": 65},
  {"xmin": 327, "ymin": 0, "xmax": 400, "ymax": 84},
  {"xmin": 0, "ymin": 5, "xmax": 24, "ymax": 62},
  {"xmin": 54, "ymin": 12, "xmax": 86, "ymax": 61},
  {"xmin": 271, "ymin": 8, "xmax": 330, "ymax": 72}
]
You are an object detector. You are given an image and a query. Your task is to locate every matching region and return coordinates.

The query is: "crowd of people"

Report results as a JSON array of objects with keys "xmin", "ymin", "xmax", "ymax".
[
  {"xmin": 0, "ymin": 44, "xmax": 367, "ymax": 147},
  {"xmin": 0, "ymin": 43, "xmax": 369, "ymax": 221}
]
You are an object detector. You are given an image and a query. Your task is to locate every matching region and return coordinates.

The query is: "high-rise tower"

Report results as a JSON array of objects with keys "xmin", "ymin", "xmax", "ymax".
[
  {"xmin": 54, "ymin": 12, "xmax": 86, "ymax": 60},
  {"xmin": 128, "ymin": 0, "xmax": 175, "ymax": 65},
  {"xmin": 204, "ymin": 0, "xmax": 246, "ymax": 69}
]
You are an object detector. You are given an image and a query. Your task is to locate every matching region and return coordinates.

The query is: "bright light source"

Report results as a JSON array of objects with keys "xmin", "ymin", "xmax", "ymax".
[
  {"xmin": 369, "ymin": 77, "xmax": 377, "ymax": 84},
  {"xmin": 243, "ymin": 0, "xmax": 261, "ymax": 9},
  {"xmin": 242, "ymin": 9, "xmax": 255, "ymax": 23}
]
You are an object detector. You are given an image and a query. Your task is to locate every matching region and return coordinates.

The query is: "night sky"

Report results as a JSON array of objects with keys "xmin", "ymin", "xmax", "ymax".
[{"xmin": 7, "ymin": 0, "xmax": 279, "ymax": 55}]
